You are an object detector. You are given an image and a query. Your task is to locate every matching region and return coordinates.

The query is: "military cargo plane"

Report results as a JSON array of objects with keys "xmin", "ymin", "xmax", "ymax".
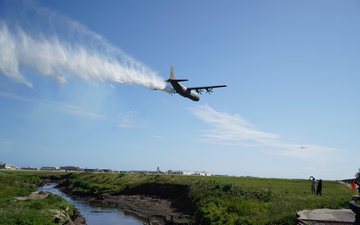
[{"xmin": 156, "ymin": 65, "xmax": 226, "ymax": 101}]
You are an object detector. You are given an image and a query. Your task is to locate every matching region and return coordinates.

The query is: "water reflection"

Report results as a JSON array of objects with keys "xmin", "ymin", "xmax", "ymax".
[{"xmin": 38, "ymin": 183, "xmax": 144, "ymax": 225}]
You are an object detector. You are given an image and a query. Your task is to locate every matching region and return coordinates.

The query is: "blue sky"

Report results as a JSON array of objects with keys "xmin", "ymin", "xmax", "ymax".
[{"xmin": 1, "ymin": 0, "xmax": 359, "ymax": 179}]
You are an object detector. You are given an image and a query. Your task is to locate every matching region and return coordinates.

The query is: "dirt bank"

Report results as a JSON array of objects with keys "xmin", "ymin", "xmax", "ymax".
[
  {"xmin": 64, "ymin": 209, "xmax": 86, "ymax": 225},
  {"xmin": 15, "ymin": 191, "xmax": 49, "ymax": 201},
  {"xmin": 58, "ymin": 183, "xmax": 195, "ymax": 225},
  {"xmin": 15, "ymin": 189, "xmax": 86, "ymax": 225}
]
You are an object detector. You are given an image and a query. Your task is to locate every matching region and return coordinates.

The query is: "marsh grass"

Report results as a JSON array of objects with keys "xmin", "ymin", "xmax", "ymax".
[
  {"xmin": 62, "ymin": 173, "xmax": 353, "ymax": 225},
  {"xmin": 0, "ymin": 170, "xmax": 351, "ymax": 224},
  {"xmin": 0, "ymin": 170, "xmax": 75, "ymax": 225}
]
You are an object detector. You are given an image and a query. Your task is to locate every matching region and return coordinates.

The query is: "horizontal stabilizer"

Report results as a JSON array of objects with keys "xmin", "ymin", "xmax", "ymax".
[{"xmin": 166, "ymin": 79, "xmax": 189, "ymax": 82}]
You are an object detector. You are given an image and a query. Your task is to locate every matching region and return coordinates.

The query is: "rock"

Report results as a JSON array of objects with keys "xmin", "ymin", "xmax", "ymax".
[{"xmin": 297, "ymin": 208, "xmax": 355, "ymax": 225}]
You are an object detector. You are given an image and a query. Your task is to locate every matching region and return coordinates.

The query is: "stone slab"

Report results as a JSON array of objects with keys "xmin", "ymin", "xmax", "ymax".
[{"xmin": 297, "ymin": 208, "xmax": 355, "ymax": 224}]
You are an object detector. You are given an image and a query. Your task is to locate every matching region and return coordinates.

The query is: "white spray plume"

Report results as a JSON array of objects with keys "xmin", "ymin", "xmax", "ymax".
[{"xmin": 0, "ymin": 2, "xmax": 166, "ymax": 89}]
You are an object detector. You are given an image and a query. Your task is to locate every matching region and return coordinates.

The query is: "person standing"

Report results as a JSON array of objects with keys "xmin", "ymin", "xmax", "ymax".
[
  {"xmin": 352, "ymin": 179, "xmax": 357, "ymax": 192},
  {"xmin": 316, "ymin": 179, "xmax": 322, "ymax": 196},
  {"xmin": 310, "ymin": 176, "xmax": 316, "ymax": 194}
]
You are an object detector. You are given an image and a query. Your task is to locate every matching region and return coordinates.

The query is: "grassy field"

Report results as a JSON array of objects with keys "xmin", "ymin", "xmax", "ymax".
[
  {"xmin": 61, "ymin": 172, "xmax": 353, "ymax": 225},
  {"xmin": 0, "ymin": 170, "xmax": 76, "ymax": 225}
]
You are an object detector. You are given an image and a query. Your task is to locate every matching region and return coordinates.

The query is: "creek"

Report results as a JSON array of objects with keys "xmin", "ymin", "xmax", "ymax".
[{"xmin": 38, "ymin": 183, "xmax": 144, "ymax": 225}]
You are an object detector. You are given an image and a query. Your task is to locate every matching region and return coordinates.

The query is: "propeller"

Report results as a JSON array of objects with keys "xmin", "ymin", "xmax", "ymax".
[{"xmin": 196, "ymin": 89, "xmax": 203, "ymax": 95}]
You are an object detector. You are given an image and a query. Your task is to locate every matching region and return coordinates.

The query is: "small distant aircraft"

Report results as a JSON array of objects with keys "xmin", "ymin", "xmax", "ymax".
[
  {"xmin": 155, "ymin": 65, "xmax": 226, "ymax": 101},
  {"xmin": 300, "ymin": 145, "xmax": 307, "ymax": 150}
]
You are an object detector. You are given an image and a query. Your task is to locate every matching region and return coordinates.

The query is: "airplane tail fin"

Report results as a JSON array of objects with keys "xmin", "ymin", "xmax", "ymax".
[
  {"xmin": 166, "ymin": 65, "xmax": 188, "ymax": 82},
  {"xmin": 170, "ymin": 65, "xmax": 175, "ymax": 80}
]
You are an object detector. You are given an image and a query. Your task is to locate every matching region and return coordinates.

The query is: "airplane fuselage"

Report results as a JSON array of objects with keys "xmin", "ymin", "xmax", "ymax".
[{"xmin": 169, "ymin": 80, "xmax": 200, "ymax": 101}]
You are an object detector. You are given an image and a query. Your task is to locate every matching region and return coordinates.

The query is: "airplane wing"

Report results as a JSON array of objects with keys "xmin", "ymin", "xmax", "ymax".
[{"xmin": 187, "ymin": 85, "xmax": 227, "ymax": 94}]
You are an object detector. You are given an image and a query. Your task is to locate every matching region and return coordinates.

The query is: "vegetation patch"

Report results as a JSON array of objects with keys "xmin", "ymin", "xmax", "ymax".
[
  {"xmin": 0, "ymin": 171, "xmax": 76, "ymax": 225},
  {"xmin": 59, "ymin": 173, "xmax": 353, "ymax": 225},
  {"xmin": 0, "ymin": 171, "xmax": 352, "ymax": 224}
]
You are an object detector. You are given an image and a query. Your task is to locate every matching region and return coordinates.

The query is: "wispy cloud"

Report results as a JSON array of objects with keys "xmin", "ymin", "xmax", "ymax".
[
  {"xmin": 0, "ymin": 91, "xmax": 107, "ymax": 119},
  {"xmin": 191, "ymin": 105, "xmax": 336, "ymax": 160},
  {"xmin": 0, "ymin": 91, "xmax": 144, "ymax": 129},
  {"xmin": 0, "ymin": 2, "xmax": 166, "ymax": 89},
  {"xmin": 117, "ymin": 122, "xmax": 133, "ymax": 128},
  {"xmin": 116, "ymin": 111, "xmax": 138, "ymax": 128}
]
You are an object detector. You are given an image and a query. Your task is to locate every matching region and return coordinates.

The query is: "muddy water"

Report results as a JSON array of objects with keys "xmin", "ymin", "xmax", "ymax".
[{"xmin": 38, "ymin": 183, "xmax": 144, "ymax": 225}]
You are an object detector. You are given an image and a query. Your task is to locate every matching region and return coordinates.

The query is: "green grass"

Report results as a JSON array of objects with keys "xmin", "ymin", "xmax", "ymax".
[
  {"xmin": 0, "ymin": 171, "xmax": 352, "ymax": 225},
  {"xmin": 0, "ymin": 170, "xmax": 76, "ymax": 225},
  {"xmin": 61, "ymin": 173, "xmax": 353, "ymax": 225}
]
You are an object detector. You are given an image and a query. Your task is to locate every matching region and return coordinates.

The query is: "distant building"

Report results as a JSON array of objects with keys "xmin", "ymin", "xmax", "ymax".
[
  {"xmin": 167, "ymin": 170, "xmax": 183, "ymax": 175},
  {"xmin": 0, "ymin": 163, "xmax": 16, "ymax": 170},
  {"xmin": 59, "ymin": 166, "xmax": 82, "ymax": 172},
  {"xmin": 20, "ymin": 167, "xmax": 38, "ymax": 171},
  {"xmin": 83, "ymin": 168, "xmax": 112, "ymax": 173},
  {"xmin": 40, "ymin": 166, "xmax": 57, "ymax": 171},
  {"xmin": 84, "ymin": 168, "xmax": 100, "ymax": 173},
  {"xmin": 6, "ymin": 164, "xmax": 16, "ymax": 170},
  {"xmin": 181, "ymin": 171, "xmax": 212, "ymax": 176},
  {"xmin": 183, "ymin": 171, "xmax": 195, "ymax": 176},
  {"xmin": 129, "ymin": 170, "xmax": 159, "ymax": 174},
  {"xmin": 195, "ymin": 171, "xmax": 212, "ymax": 176}
]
